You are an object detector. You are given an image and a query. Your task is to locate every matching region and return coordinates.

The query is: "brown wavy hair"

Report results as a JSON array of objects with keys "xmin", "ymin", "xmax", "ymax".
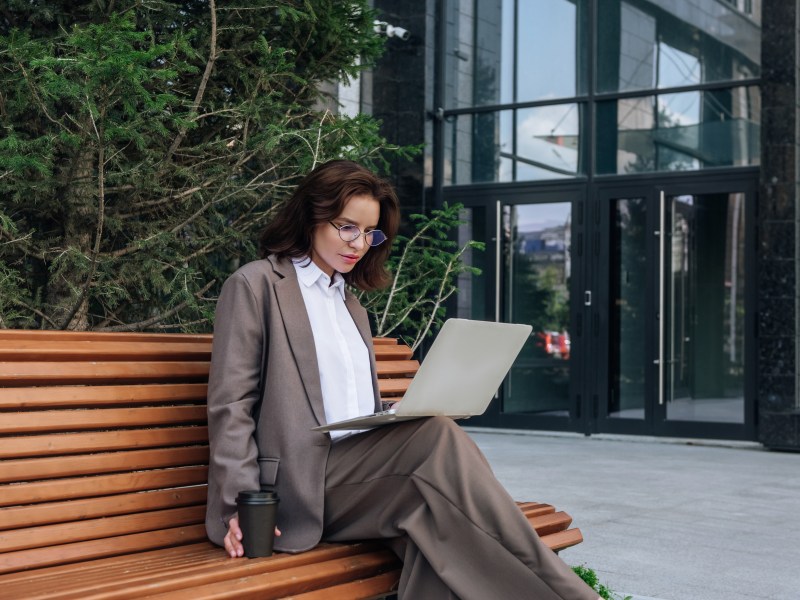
[{"xmin": 259, "ymin": 160, "xmax": 400, "ymax": 291}]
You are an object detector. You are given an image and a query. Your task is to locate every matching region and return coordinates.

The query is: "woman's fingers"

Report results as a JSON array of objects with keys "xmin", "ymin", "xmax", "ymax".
[{"xmin": 224, "ymin": 515, "xmax": 244, "ymax": 558}]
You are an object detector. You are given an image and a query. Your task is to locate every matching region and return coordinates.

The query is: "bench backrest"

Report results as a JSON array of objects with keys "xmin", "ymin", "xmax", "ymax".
[{"xmin": 0, "ymin": 331, "xmax": 417, "ymax": 574}]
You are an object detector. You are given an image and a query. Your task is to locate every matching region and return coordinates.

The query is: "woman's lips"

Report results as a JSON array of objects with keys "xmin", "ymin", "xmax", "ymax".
[{"xmin": 340, "ymin": 254, "xmax": 360, "ymax": 264}]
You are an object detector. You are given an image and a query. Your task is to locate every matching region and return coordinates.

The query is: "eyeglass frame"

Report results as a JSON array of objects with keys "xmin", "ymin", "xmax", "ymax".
[{"xmin": 328, "ymin": 221, "xmax": 387, "ymax": 247}]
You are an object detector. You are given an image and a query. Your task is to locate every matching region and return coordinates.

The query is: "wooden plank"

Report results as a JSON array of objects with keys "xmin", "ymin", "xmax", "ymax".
[
  {"xmin": 376, "ymin": 378, "xmax": 412, "ymax": 396},
  {"xmin": 0, "ymin": 383, "xmax": 208, "ymax": 409},
  {"xmin": 0, "ymin": 524, "xmax": 209, "ymax": 575},
  {"xmin": 539, "ymin": 528, "xmax": 584, "ymax": 553},
  {"xmin": 0, "ymin": 544, "xmax": 381, "ymax": 600},
  {"xmin": 528, "ymin": 511, "xmax": 573, "ymax": 537},
  {"xmin": 371, "ymin": 338, "xmax": 397, "ymax": 345},
  {"xmin": 0, "ymin": 506, "xmax": 205, "ymax": 553},
  {"xmin": 0, "ymin": 446, "xmax": 209, "ymax": 484},
  {"xmin": 0, "ymin": 406, "xmax": 208, "ymax": 435},
  {"xmin": 374, "ymin": 360, "xmax": 420, "ymax": 377},
  {"xmin": 137, "ymin": 550, "xmax": 400, "ymax": 600},
  {"xmin": 0, "ymin": 361, "xmax": 209, "ymax": 386},
  {"xmin": 0, "ymin": 466, "xmax": 207, "ymax": 508},
  {"xmin": 0, "ymin": 427, "xmax": 208, "ymax": 459},
  {"xmin": 2, "ymin": 341, "xmax": 212, "ymax": 362},
  {"xmin": 372, "ymin": 345, "xmax": 413, "ymax": 361},
  {"xmin": 0, "ymin": 331, "xmax": 213, "ymax": 343},
  {"xmin": 284, "ymin": 570, "xmax": 401, "ymax": 600},
  {"xmin": 1, "ymin": 486, "xmax": 207, "ymax": 531}
]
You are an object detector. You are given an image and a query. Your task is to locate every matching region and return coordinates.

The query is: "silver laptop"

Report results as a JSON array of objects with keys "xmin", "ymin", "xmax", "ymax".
[{"xmin": 312, "ymin": 318, "xmax": 532, "ymax": 433}]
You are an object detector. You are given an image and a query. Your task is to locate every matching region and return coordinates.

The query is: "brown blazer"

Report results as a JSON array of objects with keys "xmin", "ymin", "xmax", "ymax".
[{"xmin": 205, "ymin": 255, "xmax": 381, "ymax": 552}]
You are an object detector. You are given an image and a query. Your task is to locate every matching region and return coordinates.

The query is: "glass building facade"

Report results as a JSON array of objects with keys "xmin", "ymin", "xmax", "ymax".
[{"xmin": 365, "ymin": 0, "xmax": 799, "ymax": 449}]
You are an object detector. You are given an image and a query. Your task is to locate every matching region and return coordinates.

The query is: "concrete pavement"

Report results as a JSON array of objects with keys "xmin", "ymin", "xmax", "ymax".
[{"xmin": 465, "ymin": 427, "xmax": 800, "ymax": 600}]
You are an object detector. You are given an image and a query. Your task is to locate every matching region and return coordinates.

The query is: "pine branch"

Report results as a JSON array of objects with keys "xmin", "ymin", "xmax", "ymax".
[
  {"xmin": 58, "ymin": 107, "xmax": 106, "ymax": 329},
  {"xmin": 165, "ymin": 0, "xmax": 218, "ymax": 163},
  {"xmin": 97, "ymin": 279, "xmax": 216, "ymax": 332}
]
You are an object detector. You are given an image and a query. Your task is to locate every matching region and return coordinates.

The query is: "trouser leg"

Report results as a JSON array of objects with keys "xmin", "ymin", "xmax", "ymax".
[{"xmin": 323, "ymin": 417, "xmax": 597, "ymax": 600}]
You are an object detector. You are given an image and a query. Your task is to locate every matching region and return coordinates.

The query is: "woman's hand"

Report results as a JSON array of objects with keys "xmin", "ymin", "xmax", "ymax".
[{"xmin": 224, "ymin": 513, "xmax": 282, "ymax": 558}]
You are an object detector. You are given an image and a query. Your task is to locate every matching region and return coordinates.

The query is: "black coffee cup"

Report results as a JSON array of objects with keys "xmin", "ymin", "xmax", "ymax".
[{"xmin": 236, "ymin": 490, "xmax": 280, "ymax": 558}]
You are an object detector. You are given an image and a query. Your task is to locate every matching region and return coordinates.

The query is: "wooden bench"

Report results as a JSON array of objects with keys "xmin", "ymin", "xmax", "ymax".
[{"xmin": 0, "ymin": 330, "xmax": 584, "ymax": 599}]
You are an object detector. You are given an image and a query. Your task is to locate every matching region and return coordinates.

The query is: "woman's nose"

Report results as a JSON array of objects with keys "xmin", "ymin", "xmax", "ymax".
[{"xmin": 349, "ymin": 235, "xmax": 366, "ymax": 250}]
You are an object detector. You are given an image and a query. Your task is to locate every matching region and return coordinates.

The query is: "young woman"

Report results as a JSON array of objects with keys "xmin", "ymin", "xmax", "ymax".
[{"xmin": 206, "ymin": 159, "xmax": 599, "ymax": 599}]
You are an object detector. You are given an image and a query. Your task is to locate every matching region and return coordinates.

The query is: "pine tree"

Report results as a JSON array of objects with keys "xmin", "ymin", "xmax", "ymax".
[{"xmin": 0, "ymin": 0, "xmax": 406, "ymax": 330}]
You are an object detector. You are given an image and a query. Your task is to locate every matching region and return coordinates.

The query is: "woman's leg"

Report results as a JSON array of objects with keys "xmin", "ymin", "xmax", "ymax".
[{"xmin": 323, "ymin": 417, "xmax": 598, "ymax": 600}]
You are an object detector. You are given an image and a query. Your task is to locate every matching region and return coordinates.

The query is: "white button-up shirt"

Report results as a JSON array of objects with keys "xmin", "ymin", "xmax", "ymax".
[{"xmin": 293, "ymin": 259, "xmax": 375, "ymax": 441}]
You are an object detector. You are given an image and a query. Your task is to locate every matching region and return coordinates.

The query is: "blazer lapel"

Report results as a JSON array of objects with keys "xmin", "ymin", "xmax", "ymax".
[{"xmin": 269, "ymin": 256, "xmax": 327, "ymax": 426}]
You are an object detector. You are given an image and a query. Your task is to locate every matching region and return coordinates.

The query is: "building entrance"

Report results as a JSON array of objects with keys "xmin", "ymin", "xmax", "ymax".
[{"xmin": 450, "ymin": 174, "xmax": 756, "ymax": 440}]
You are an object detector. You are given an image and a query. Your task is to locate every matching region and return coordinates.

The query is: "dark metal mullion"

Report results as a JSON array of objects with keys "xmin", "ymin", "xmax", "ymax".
[
  {"xmin": 440, "ymin": 77, "xmax": 762, "ymax": 119},
  {"xmin": 431, "ymin": 0, "xmax": 447, "ymax": 209},
  {"xmin": 512, "ymin": 0, "xmax": 519, "ymax": 181}
]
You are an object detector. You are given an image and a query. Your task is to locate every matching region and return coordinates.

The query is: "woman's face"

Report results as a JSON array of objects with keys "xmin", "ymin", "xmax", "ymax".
[{"xmin": 310, "ymin": 193, "xmax": 380, "ymax": 278}]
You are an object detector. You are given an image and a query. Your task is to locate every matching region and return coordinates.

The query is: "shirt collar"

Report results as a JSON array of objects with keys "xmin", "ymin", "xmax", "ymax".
[{"xmin": 292, "ymin": 257, "xmax": 346, "ymax": 299}]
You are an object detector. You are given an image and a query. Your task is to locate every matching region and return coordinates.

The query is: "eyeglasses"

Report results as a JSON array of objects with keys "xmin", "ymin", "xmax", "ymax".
[{"xmin": 329, "ymin": 222, "xmax": 387, "ymax": 247}]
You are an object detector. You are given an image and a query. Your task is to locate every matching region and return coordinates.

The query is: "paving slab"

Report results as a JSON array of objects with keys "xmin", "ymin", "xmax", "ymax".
[{"xmin": 465, "ymin": 427, "xmax": 800, "ymax": 600}]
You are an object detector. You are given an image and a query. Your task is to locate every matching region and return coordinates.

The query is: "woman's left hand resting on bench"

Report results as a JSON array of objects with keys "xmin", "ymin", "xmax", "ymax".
[{"xmin": 223, "ymin": 514, "xmax": 281, "ymax": 558}]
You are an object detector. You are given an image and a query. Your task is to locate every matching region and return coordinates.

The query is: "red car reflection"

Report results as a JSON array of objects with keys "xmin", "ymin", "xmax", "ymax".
[{"xmin": 535, "ymin": 330, "xmax": 570, "ymax": 360}]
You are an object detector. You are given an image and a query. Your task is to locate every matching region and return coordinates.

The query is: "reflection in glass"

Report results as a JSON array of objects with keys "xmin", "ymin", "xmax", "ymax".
[
  {"xmin": 516, "ymin": 104, "xmax": 582, "ymax": 179},
  {"xmin": 596, "ymin": 86, "xmax": 760, "ymax": 175},
  {"xmin": 609, "ymin": 198, "xmax": 647, "ymax": 419},
  {"xmin": 444, "ymin": 107, "xmax": 583, "ymax": 185},
  {"xmin": 516, "ymin": 0, "xmax": 586, "ymax": 101},
  {"xmin": 456, "ymin": 207, "xmax": 488, "ymax": 321},
  {"xmin": 665, "ymin": 194, "xmax": 745, "ymax": 423},
  {"xmin": 597, "ymin": 0, "xmax": 761, "ymax": 94},
  {"xmin": 503, "ymin": 203, "xmax": 572, "ymax": 416}
]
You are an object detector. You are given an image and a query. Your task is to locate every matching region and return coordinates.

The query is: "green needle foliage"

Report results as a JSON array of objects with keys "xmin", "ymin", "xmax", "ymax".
[{"xmin": 0, "ymin": 0, "xmax": 410, "ymax": 331}]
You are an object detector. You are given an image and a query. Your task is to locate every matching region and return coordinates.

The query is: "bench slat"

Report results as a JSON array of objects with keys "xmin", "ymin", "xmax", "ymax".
[
  {"xmin": 539, "ymin": 528, "xmax": 584, "ymax": 553},
  {"xmin": 138, "ymin": 550, "xmax": 400, "ymax": 600},
  {"xmin": 371, "ymin": 345, "xmax": 413, "ymax": 360},
  {"xmin": 376, "ymin": 378, "xmax": 411, "ymax": 396},
  {"xmin": 0, "ymin": 446, "xmax": 209, "ymax": 484},
  {"xmin": 0, "ymin": 427, "xmax": 209, "ymax": 459},
  {"xmin": 0, "ymin": 383, "xmax": 209, "ymax": 409},
  {"xmin": 0, "ymin": 544, "xmax": 383, "ymax": 600},
  {"xmin": 1, "ymin": 486, "xmax": 207, "ymax": 531},
  {"xmin": 0, "ymin": 525, "xmax": 210, "ymax": 575},
  {"xmin": 527, "ymin": 511, "xmax": 573, "ymax": 537},
  {"xmin": 0, "ymin": 331, "xmax": 213, "ymax": 343},
  {"xmin": 0, "ymin": 506, "xmax": 206, "ymax": 554},
  {"xmin": 285, "ymin": 569, "xmax": 401, "ymax": 600},
  {"xmin": 0, "ymin": 406, "xmax": 207, "ymax": 434},
  {"xmin": 0, "ymin": 467, "xmax": 207, "ymax": 508},
  {"xmin": 0, "ymin": 362, "xmax": 210, "ymax": 386},
  {"xmin": 374, "ymin": 360, "xmax": 419, "ymax": 376},
  {"xmin": 3, "ymin": 341, "xmax": 212, "ymax": 362}
]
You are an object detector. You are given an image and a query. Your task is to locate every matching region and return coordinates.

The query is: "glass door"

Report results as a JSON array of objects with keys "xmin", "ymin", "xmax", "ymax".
[
  {"xmin": 656, "ymin": 190, "xmax": 752, "ymax": 436},
  {"xmin": 451, "ymin": 187, "xmax": 587, "ymax": 431},
  {"xmin": 594, "ymin": 178, "xmax": 756, "ymax": 440}
]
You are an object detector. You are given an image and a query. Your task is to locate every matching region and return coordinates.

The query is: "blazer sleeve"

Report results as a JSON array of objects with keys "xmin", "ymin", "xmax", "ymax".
[{"xmin": 206, "ymin": 271, "xmax": 265, "ymax": 544}]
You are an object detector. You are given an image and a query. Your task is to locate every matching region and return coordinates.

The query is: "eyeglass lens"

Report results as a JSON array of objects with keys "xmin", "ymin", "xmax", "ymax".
[{"xmin": 338, "ymin": 224, "xmax": 386, "ymax": 246}]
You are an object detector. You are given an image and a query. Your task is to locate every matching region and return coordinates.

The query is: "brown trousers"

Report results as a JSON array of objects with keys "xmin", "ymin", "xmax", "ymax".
[{"xmin": 323, "ymin": 417, "xmax": 598, "ymax": 600}]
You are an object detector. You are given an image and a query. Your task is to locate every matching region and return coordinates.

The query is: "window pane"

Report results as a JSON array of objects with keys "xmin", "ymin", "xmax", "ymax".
[
  {"xmin": 503, "ymin": 203, "xmax": 572, "ymax": 417},
  {"xmin": 517, "ymin": 0, "xmax": 587, "ymax": 101},
  {"xmin": 597, "ymin": 0, "xmax": 761, "ymax": 94},
  {"xmin": 517, "ymin": 104, "xmax": 582, "ymax": 179},
  {"xmin": 595, "ymin": 86, "xmax": 760, "ymax": 174},
  {"xmin": 443, "ymin": 106, "xmax": 583, "ymax": 185}
]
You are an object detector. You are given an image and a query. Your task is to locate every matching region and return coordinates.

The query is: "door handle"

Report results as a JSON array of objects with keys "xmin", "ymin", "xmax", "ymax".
[{"xmin": 656, "ymin": 191, "xmax": 666, "ymax": 405}]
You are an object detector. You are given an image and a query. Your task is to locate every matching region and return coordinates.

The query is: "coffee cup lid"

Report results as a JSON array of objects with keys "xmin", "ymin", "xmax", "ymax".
[{"xmin": 236, "ymin": 490, "xmax": 279, "ymax": 503}]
